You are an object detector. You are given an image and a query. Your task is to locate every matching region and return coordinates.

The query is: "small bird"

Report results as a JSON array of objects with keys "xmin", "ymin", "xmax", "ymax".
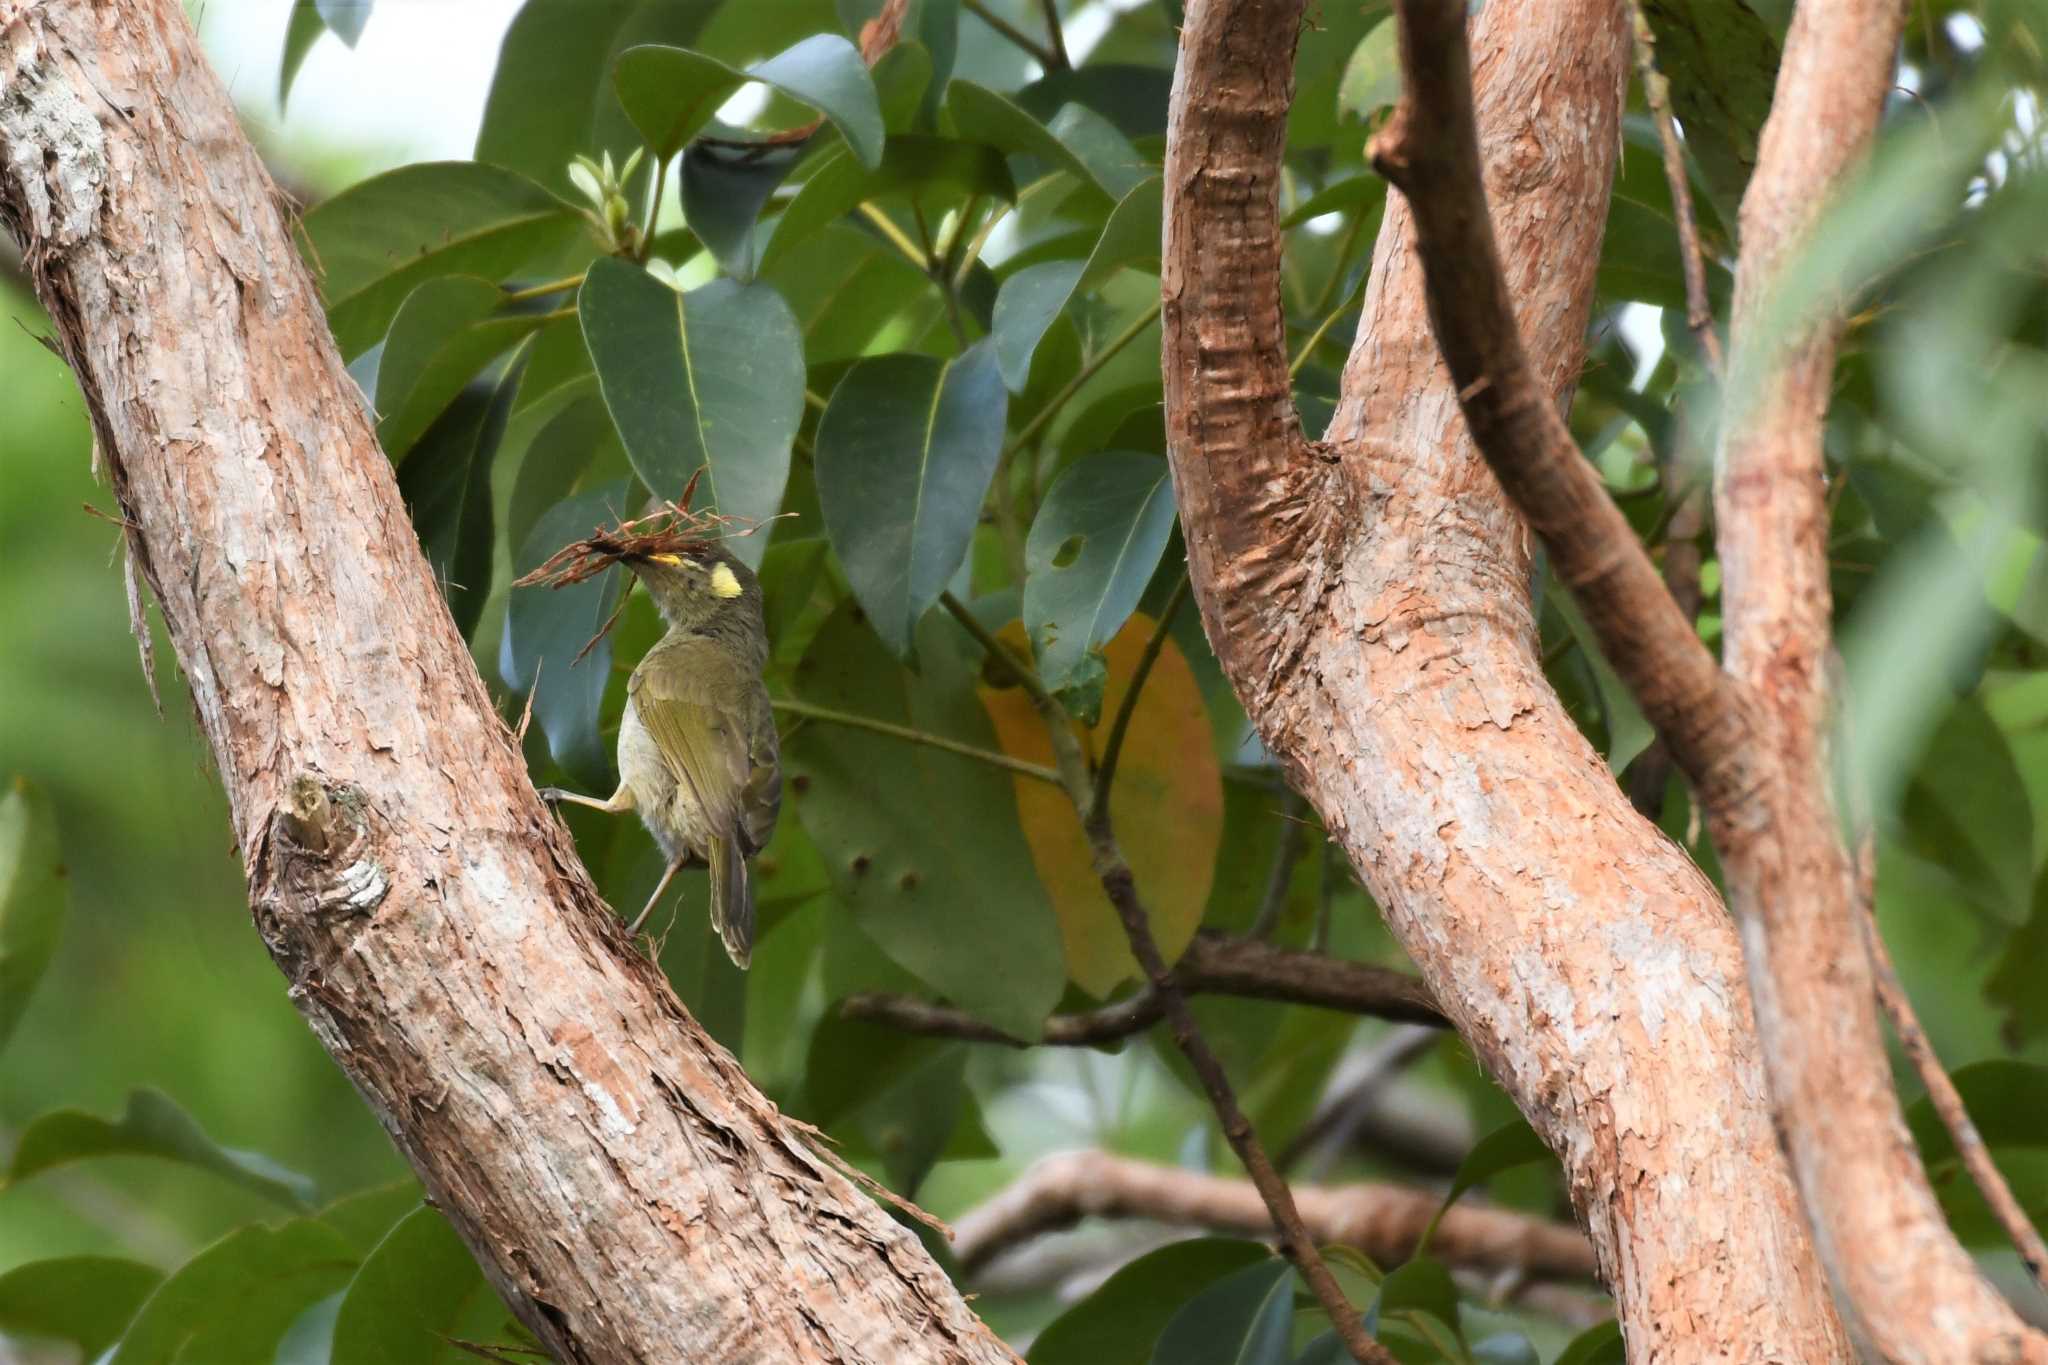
[{"xmin": 542, "ymin": 543, "xmax": 780, "ymax": 967}]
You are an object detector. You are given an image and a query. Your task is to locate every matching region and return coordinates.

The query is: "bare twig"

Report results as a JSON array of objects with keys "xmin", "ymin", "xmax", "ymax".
[
  {"xmin": 962, "ymin": 0, "xmax": 1058, "ymax": 68},
  {"xmin": 1627, "ymin": 1, "xmax": 1722, "ymax": 375},
  {"xmin": 938, "ymin": 592, "xmax": 1398, "ymax": 1365},
  {"xmin": 953, "ymin": 1150, "xmax": 1598, "ymax": 1282},
  {"xmin": 842, "ymin": 929, "xmax": 1447, "ymax": 1045},
  {"xmin": 1037, "ymin": 0, "xmax": 1071, "ymax": 70}
]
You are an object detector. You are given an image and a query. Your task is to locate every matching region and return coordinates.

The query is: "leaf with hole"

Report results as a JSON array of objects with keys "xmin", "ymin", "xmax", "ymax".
[
  {"xmin": 578, "ymin": 257, "xmax": 804, "ymax": 565},
  {"xmin": 300, "ymin": 162, "xmax": 583, "ymax": 359},
  {"xmin": 982, "ymin": 614, "xmax": 1222, "ymax": 997},
  {"xmin": 1024, "ymin": 453, "xmax": 1177, "ymax": 696},
  {"xmin": 783, "ymin": 603, "xmax": 1063, "ymax": 1039},
  {"xmin": 816, "ymin": 341, "xmax": 1008, "ymax": 656},
  {"xmin": 613, "ymin": 34, "xmax": 883, "ymax": 163}
]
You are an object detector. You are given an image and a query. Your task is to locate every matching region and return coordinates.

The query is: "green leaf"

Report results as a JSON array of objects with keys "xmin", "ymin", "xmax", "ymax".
[
  {"xmin": 1047, "ymin": 103, "xmax": 1150, "ymax": 200},
  {"xmin": 300, "ymin": 162, "xmax": 582, "ymax": 359},
  {"xmin": 1639, "ymin": 0, "xmax": 1781, "ymax": 223},
  {"xmin": 1017, "ymin": 65, "xmax": 1175, "ymax": 139},
  {"xmin": 0, "ymin": 1255, "xmax": 160, "ymax": 1358},
  {"xmin": 762, "ymin": 222, "xmax": 944, "ymax": 363},
  {"xmin": 1370, "ymin": 1257, "xmax": 1461, "ymax": 1347},
  {"xmin": 0, "ymin": 776, "xmax": 64, "ymax": 1053},
  {"xmin": 1149, "ymin": 1258, "xmax": 1295, "ymax": 1365},
  {"xmin": 373, "ymin": 276, "xmax": 542, "ymax": 464},
  {"xmin": 107, "ymin": 1218, "xmax": 358, "ymax": 1365},
  {"xmin": 1553, "ymin": 1320, "xmax": 1625, "ymax": 1365},
  {"xmin": 279, "ymin": 4, "xmax": 327, "ymax": 108},
  {"xmin": 802, "ymin": 1021, "xmax": 975, "ymax": 1194},
  {"xmin": 1988, "ymin": 868, "xmax": 2048, "ymax": 1045},
  {"xmin": 278, "ymin": 1292, "xmax": 344, "ymax": 1365},
  {"xmin": 397, "ymin": 368, "xmax": 515, "ymax": 643},
  {"xmin": 613, "ymin": 35, "xmax": 884, "ymax": 164},
  {"xmin": 759, "ymin": 136, "xmax": 1016, "ymax": 273},
  {"xmin": 476, "ymin": 0, "xmax": 721, "ymax": 199},
  {"xmin": 816, "ymin": 341, "xmax": 1008, "ymax": 656},
  {"xmin": 1895, "ymin": 698, "xmax": 2034, "ymax": 922},
  {"xmin": 679, "ymin": 139, "xmax": 809, "ymax": 278},
  {"xmin": 945, "ymin": 81, "xmax": 1115, "ymax": 211},
  {"xmin": 1906, "ymin": 1060, "xmax": 2048, "ymax": 1164},
  {"xmin": 1024, "ymin": 453, "xmax": 1177, "ymax": 696},
  {"xmin": 316, "ymin": 1178, "xmax": 428, "ymax": 1256},
  {"xmin": 578, "ymin": 257, "xmax": 804, "ymax": 565},
  {"xmin": 314, "ymin": 0, "xmax": 369, "ymax": 46},
  {"xmin": 1337, "ymin": 15, "xmax": 1399, "ymax": 121},
  {"xmin": 1030, "ymin": 1239, "xmax": 1271, "ymax": 1365},
  {"xmin": 330, "ymin": 1206, "xmax": 504, "ymax": 1363},
  {"xmin": 507, "ymin": 392, "xmax": 613, "ymax": 555},
  {"xmin": 783, "ymin": 603, "xmax": 1064, "ymax": 1038},
  {"xmin": 993, "ymin": 261, "xmax": 1087, "ymax": 392},
  {"xmin": 503, "ymin": 483, "xmax": 630, "ymax": 787},
  {"xmin": 1545, "ymin": 579, "xmax": 1655, "ymax": 773},
  {"xmin": 1419, "ymin": 1119, "xmax": 1550, "ymax": 1254},
  {"xmin": 3, "ymin": 1087, "xmax": 318, "ymax": 1209}
]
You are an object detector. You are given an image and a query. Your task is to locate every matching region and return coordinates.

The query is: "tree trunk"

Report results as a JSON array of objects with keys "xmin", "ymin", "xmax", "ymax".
[
  {"xmin": 1160, "ymin": 0, "xmax": 1850, "ymax": 1357},
  {"xmin": 0, "ymin": 4, "xmax": 1016, "ymax": 1360}
]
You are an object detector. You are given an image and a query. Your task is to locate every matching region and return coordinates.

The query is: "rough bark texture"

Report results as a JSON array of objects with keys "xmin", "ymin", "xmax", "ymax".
[
  {"xmin": 1161, "ymin": 0, "xmax": 1849, "ymax": 1357},
  {"xmin": 1717, "ymin": 0, "xmax": 2047, "ymax": 1357},
  {"xmin": 0, "ymin": 4, "xmax": 1018, "ymax": 1361}
]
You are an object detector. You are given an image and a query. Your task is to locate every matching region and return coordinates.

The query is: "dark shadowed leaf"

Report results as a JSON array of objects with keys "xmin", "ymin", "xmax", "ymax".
[
  {"xmin": 763, "ymin": 223, "xmax": 944, "ymax": 362},
  {"xmin": 1896, "ymin": 698, "xmax": 2034, "ymax": 922},
  {"xmin": 945, "ymin": 81, "xmax": 1115, "ymax": 211},
  {"xmin": 1906, "ymin": 1060, "xmax": 2048, "ymax": 1163},
  {"xmin": 0, "ymin": 1256, "xmax": 160, "ymax": 1358},
  {"xmin": 300, "ymin": 163, "xmax": 582, "ymax": 358},
  {"xmin": 0, "ymin": 776, "xmax": 64, "ymax": 1053},
  {"xmin": 1369, "ymin": 1257, "xmax": 1461, "ymax": 1347},
  {"xmin": 506, "ymin": 392, "xmax": 615, "ymax": 555},
  {"xmin": 317, "ymin": 1179, "xmax": 428, "ymax": 1257},
  {"xmin": 1639, "ymin": 0, "xmax": 1781, "ymax": 221},
  {"xmin": 1017, "ymin": 65, "xmax": 1175, "ymax": 139},
  {"xmin": 504, "ymin": 482, "xmax": 631, "ymax": 787},
  {"xmin": 802, "ymin": 1020, "xmax": 977, "ymax": 1194},
  {"xmin": 373, "ymin": 276, "xmax": 543, "ymax": 463},
  {"xmin": 107, "ymin": 1218, "xmax": 358, "ymax": 1365},
  {"xmin": 396, "ymin": 367, "xmax": 515, "ymax": 642},
  {"xmin": 1024, "ymin": 453, "xmax": 1176, "ymax": 695},
  {"xmin": 1030, "ymin": 1239, "xmax": 1271, "ymax": 1365},
  {"xmin": 990, "ymin": 177, "xmax": 1161, "ymax": 389},
  {"xmin": 614, "ymin": 35, "xmax": 883, "ymax": 164},
  {"xmin": 476, "ymin": 0, "xmax": 720, "ymax": 198},
  {"xmin": 1988, "ymin": 869, "xmax": 2048, "ymax": 1045},
  {"xmin": 279, "ymin": 4, "xmax": 327, "ymax": 108},
  {"xmin": 816, "ymin": 341, "xmax": 1008, "ymax": 656},
  {"xmin": 1419, "ymin": 1119, "xmax": 1550, "ymax": 1254},
  {"xmin": 680, "ymin": 139, "xmax": 810, "ymax": 278},
  {"xmin": 783, "ymin": 603, "xmax": 1063, "ymax": 1038},
  {"xmin": 1149, "ymin": 1258, "xmax": 1295, "ymax": 1365},
  {"xmin": 330, "ymin": 1206, "xmax": 505, "ymax": 1364},
  {"xmin": 314, "ymin": 0, "xmax": 370, "ymax": 46},
  {"xmin": 578, "ymin": 257, "xmax": 804, "ymax": 565},
  {"xmin": 1554, "ymin": 1320, "xmax": 1626, "ymax": 1365},
  {"xmin": 3, "ymin": 1088, "xmax": 318, "ymax": 1209},
  {"xmin": 759, "ymin": 136, "xmax": 1016, "ymax": 273}
]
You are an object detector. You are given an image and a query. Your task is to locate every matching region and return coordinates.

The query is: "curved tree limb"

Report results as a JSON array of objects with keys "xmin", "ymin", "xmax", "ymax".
[
  {"xmin": 840, "ymin": 930, "xmax": 1447, "ymax": 1045},
  {"xmin": 953, "ymin": 1151, "xmax": 1599, "ymax": 1282},
  {"xmin": 1163, "ymin": 0, "xmax": 1850, "ymax": 1355},
  {"xmin": 0, "ymin": 5, "xmax": 1016, "ymax": 1360}
]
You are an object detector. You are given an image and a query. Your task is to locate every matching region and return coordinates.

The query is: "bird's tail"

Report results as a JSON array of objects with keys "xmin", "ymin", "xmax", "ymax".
[{"xmin": 707, "ymin": 834, "xmax": 753, "ymax": 969}]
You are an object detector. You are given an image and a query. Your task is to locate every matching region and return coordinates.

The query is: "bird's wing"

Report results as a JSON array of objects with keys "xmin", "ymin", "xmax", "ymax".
[
  {"xmin": 740, "ymin": 683, "xmax": 781, "ymax": 856},
  {"xmin": 628, "ymin": 639, "xmax": 750, "ymax": 844}
]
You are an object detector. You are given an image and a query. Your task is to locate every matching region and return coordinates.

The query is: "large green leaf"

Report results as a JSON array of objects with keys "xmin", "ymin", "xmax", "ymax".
[
  {"xmin": 1030, "ymin": 1239, "xmax": 1272, "ymax": 1365},
  {"xmin": 578, "ymin": 257, "xmax": 804, "ymax": 565},
  {"xmin": 476, "ymin": 0, "xmax": 720, "ymax": 198},
  {"xmin": 1895, "ymin": 698, "xmax": 2034, "ymax": 922},
  {"xmin": 1553, "ymin": 1321, "xmax": 1626, "ymax": 1365},
  {"xmin": 758, "ymin": 136, "xmax": 1016, "ymax": 273},
  {"xmin": 783, "ymin": 603, "xmax": 1063, "ymax": 1038},
  {"xmin": 299, "ymin": 162, "xmax": 582, "ymax": 359},
  {"xmin": 503, "ymin": 483, "xmax": 631, "ymax": 788},
  {"xmin": 802, "ymin": 1019, "xmax": 979, "ymax": 1195},
  {"xmin": 1149, "ymin": 1258, "xmax": 1296, "ymax": 1365},
  {"xmin": 1419, "ymin": 1119, "xmax": 1551, "ymax": 1255},
  {"xmin": 944, "ymin": 80, "xmax": 1115, "ymax": 211},
  {"xmin": 816, "ymin": 341, "xmax": 1007, "ymax": 656},
  {"xmin": 762, "ymin": 222, "xmax": 944, "ymax": 362},
  {"xmin": 372, "ymin": 276, "xmax": 543, "ymax": 463},
  {"xmin": 396, "ymin": 368, "xmax": 516, "ymax": 643},
  {"xmin": 1024, "ymin": 453, "xmax": 1177, "ymax": 695},
  {"xmin": 0, "ymin": 1255, "xmax": 160, "ymax": 1358},
  {"xmin": 679, "ymin": 139, "xmax": 810, "ymax": 278},
  {"xmin": 1639, "ymin": 0, "xmax": 1782, "ymax": 223},
  {"xmin": 613, "ymin": 35, "xmax": 883, "ymax": 164},
  {"xmin": 330, "ymin": 1206, "xmax": 505, "ymax": 1363},
  {"xmin": 989, "ymin": 177, "xmax": 1161, "ymax": 390},
  {"xmin": 1336, "ymin": 12, "xmax": 1399, "ymax": 121},
  {"xmin": 107, "ymin": 1218, "xmax": 358, "ymax": 1365},
  {"xmin": 2, "ymin": 1087, "xmax": 318, "ymax": 1209},
  {"xmin": 0, "ymin": 776, "xmax": 64, "ymax": 1053}
]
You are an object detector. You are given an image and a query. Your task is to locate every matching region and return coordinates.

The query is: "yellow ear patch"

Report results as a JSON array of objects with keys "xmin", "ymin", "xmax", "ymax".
[
  {"xmin": 709, "ymin": 562, "xmax": 744, "ymax": 599},
  {"xmin": 649, "ymin": 553, "xmax": 684, "ymax": 566}
]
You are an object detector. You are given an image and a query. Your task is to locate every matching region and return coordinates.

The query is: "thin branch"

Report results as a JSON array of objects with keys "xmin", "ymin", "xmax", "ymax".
[
  {"xmin": 842, "ymin": 929, "xmax": 1447, "ymax": 1045},
  {"xmin": 952, "ymin": 1150, "xmax": 1598, "ymax": 1282},
  {"xmin": 962, "ymin": 0, "xmax": 1058, "ymax": 68},
  {"xmin": 1627, "ymin": 1, "xmax": 1722, "ymax": 375},
  {"xmin": 938, "ymin": 591, "xmax": 1398, "ymax": 1365},
  {"xmin": 772, "ymin": 697, "xmax": 1062, "ymax": 785},
  {"xmin": 1090, "ymin": 572, "xmax": 1189, "ymax": 818},
  {"xmin": 1366, "ymin": 0, "xmax": 1756, "ymax": 821},
  {"xmin": 1037, "ymin": 0, "xmax": 1071, "ymax": 70}
]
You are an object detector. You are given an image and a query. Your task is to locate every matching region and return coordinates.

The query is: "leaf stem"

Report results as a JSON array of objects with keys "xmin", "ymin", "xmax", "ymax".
[
  {"xmin": 962, "ymin": 0, "xmax": 1058, "ymax": 67},
  {"xmin": 1038, "ymin": 0, "xmax": 1072, "ymax": 70},
  {"xmin": 1090, "ymin": 572, "xmax": 1189, "ymax": 819},
  {"xmin": 857, "ymin": 202, "xmax": 929, "ymax": 271},
  {"xmin": 1289, "ymin": 294, "xmax": 1355, "ymax": 378},
  {"xmin": 1005, "ymin": 301, "xmax": 1162, "ymax": 458},
  {"xmin": 773, "ymin": 697, "xmax": 1061, "ymax": 785},
  {"xmin": 503, "ymin": 274, "xmax": 586, "ymax": 304},
  {"xmin": 637, "ymin": 154, "xmax": 669, "ymax": 265}
]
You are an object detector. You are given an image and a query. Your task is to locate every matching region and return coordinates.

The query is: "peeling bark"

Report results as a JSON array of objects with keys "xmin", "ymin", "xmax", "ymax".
[
  {"xmin": 0, "ymin": 4, "xmax": 1017, "ymax": 1360},
  {"xmin": 1162, "ymin": 0, "xmax": 1849, "ymax": 1356}
]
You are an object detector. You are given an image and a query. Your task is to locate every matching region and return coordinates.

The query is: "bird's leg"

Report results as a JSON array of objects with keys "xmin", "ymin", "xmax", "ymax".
[
  {"xmin": 539, "ymin": 782, "xmax": 635, "ymax": 814},
  {"xmin": 627, "ymin": 857, "xmax": 685, "ymax": 936}
]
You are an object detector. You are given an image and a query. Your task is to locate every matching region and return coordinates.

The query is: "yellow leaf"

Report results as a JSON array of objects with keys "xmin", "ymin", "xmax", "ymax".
[{"xmin": 979, "ymin": 614, "xmax": 1223, "ymax": 997}]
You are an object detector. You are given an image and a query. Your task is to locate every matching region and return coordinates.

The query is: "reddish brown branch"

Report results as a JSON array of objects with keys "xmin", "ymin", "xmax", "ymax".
[
  {"xmin": 953, "ymin": 1151, "xmax": 1599, "ymax": 1282},
  {"xmin": 840, "ymin": 931, "xmax": 1446, "ymax": 1045},
  {"xmin": 1628, "ymin": 1, "xmax": 1722, "ymax": 376}
]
